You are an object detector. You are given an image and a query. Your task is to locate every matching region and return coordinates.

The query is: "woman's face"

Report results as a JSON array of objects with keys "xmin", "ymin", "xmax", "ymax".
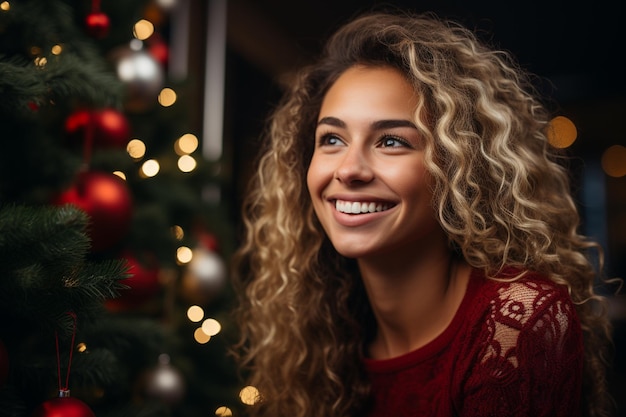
[{"xmin": 307, "ymin": 65, "xmax": 444, "ymax": 260}]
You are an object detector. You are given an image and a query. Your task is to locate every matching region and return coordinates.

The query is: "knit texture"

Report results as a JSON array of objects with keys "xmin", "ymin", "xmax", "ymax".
[{"xmin": 363, "ymin": 268, "xmax": 583, "ymax": 417}]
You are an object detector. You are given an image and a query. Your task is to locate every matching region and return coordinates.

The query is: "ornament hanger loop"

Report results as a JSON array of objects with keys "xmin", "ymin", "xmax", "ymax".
[{"xmin": 55, "ymin": 311, "xmax": 77, "ymax": 395}]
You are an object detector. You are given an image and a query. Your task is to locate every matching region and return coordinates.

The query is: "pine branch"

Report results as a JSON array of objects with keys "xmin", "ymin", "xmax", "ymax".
[
  {"xmin": 0, "ymin": 204, "xmax": 91, "ymax": 274},
  {"xmin": 0, "ymin": 0, "xmax": 123, "ymax": 114},
  {"xmin": 0, "ymin": 204, "xmax": 129, "ymax": 330}
]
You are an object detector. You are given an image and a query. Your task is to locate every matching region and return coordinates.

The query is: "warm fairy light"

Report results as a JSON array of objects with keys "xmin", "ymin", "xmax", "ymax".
[
  {"xmin": 133, "ymin": 19, "xmax": 154, "ymax": 40},
  {"xmin": 34, "ymin": 56, "xmax": 47, "ymax": 67},
  {"xmin": 601, "ymin": 145, "xmax": 626, "ymax": 178},
  {"xmin": 51, "ymin": 45, "xmax": 63, "ymax": 55},
  {"xmin": 113, "ymin": 171, "xmax": 126, "ymax": 180},
  {"xmin": 194, "ymin": 327, "xmax": 211, "ymax": 344},
  {"xmin": 30, "ymin": 46, "xmax": 41, "ymax": 56},
  {"xmin": 127, "ymin": 138, "xmax": 146, "ymax": 159},
  {"xmin": 172, "ymin": 225, "xmax": 184, "ymax": 240},
  {"xmin": 0, "ymin": 2, "xmax": 10, "ymax": 11},
  {"xmin": 187, "ymin": 305, "xmax": 204, "ymax": 322},
  {"xmin": 176, "ymin": 246, "xmax": 193, "ymax": 264},
  {"xmin": 158, "ymin": 88, "xmax": 177, "ymax": 107},
  {"xmin": 547, "ymin": 116, "xmax": 577, "ymax": 148},
  {"xmin": 178, "ymin": 155, "xmax": 197, "ymax": 172},
  {"xmin": 76, "ymin": 343, "xmax": 88, "ymax": 353},
  {"xmin": 239, "ymin": 386, "xmax": 260, "ymax": 405},
  {"xmin": 215, "ymin": 406, "xmax": 233, "ymax": 416},
  {"xmin": 175, "ymin": 133, "xmax": 199, "ymax": 155},
  {"xmin": 140, "ymin": 159, "xmax": 160, "ymax": 177},
  {"xmin": 201, "ymin": 318, "xmax": 221, "ymax": 336}
]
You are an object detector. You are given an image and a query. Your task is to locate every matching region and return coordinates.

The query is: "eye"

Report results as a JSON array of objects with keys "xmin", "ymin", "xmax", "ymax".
[
  {"xmin": 379, "ymin": 135, "xmax": 411, "ymax": 148},
  {"xmin": 317, "ymin": 132, "xmax": 345, "ymax": 147}
]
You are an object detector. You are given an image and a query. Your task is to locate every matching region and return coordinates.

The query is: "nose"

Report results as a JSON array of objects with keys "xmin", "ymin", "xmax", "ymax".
[{"xmin": 334, "ymin": 146, "xmax": 374, "ymax": 185}]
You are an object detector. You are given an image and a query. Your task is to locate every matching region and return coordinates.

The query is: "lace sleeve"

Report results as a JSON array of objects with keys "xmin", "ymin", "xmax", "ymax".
[{"xmin": 459, "ymin": 279, "xmax": 584, "ymax": 417}]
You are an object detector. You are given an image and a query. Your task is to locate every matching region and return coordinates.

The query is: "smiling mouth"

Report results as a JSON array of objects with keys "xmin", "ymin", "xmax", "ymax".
[{"xmin": 334, "ymin": 199, "xmax": 394, "ymax": 214}]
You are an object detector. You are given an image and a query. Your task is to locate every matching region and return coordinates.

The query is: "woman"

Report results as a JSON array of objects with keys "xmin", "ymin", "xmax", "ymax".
[{"xmin": 233, "ymin": 10, "xmax": 614, "ymax": 417}]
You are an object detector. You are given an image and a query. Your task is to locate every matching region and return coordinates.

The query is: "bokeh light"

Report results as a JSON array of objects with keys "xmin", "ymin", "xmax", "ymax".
[
  {"xmin": 215, "ymin": 406, "xmax": 233, "ymax": 416},
  {"xmin": 239, "ymin": 385, "xmax": 260, "ymax": 405},
  {"xmin": 201, "ymin": 318, "xmax": 221, "ymax": 336},
  {"xmin": 176, "ymin": 246, "xmax": 193, "ymax": 264},
  {"xmin": 178, "ymin": 155, "xmax": 197, "ymax": 172},
  {"xmin": 175, "ymin": 133, "xmax": 199, "ymax": 155},
  {"xmin": 140, "ymin": 159, "xmax": 160, "ymax": 177},
  {"xmin": 193, "ymin": 327, "xmax": 211, "ymax": 344},
  {"xmin": 547, "ymin": 116, "xmax": 577, "ymax": 148},
  {"xmin": 133, "ymin": 19, "xmax": 154, "ymax": 40},
  {"xmin": 158, "ymin": 88, "xmax": 177, "ymax": 107},
  {"xmin": 601, "ymin": 145, "xmax": 626, "ymax": 178},
  {"xmin": 113, "ymin": 171, "xmax": 126, "ymax": 180},
  {"xmin": 172, "ymin": 225, "xmax": 184, "ymax": 240},
  {"xmin": 187, "ymin": 305, "xmax": 204, "ymax": 322},
  {"xmin": 127, "ymin": 138, "xmax": 146, "ymax": 159}
]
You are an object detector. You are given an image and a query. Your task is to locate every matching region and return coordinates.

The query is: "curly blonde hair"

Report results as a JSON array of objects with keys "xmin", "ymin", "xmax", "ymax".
[{"xmin": 233, "ymin": 11, "xmax": 614, "ymax": 417}]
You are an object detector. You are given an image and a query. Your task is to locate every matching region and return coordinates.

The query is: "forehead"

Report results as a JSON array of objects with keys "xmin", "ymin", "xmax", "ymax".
[{"xmin": 319, "ymin": 65, "xmax": 418, "ymax": 120}]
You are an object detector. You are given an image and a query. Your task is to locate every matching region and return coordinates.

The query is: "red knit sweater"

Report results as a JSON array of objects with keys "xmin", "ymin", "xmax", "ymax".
[{"xmin": 363, "ymin": 268, "xmax": 584, "ymax": 417}]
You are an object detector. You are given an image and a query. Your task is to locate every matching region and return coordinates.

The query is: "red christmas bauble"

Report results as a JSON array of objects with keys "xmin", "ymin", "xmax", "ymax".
[
  {"xmin": 64, "ymin": 108, "xmax": 131, "ymax": 149},
  {"xmin": 85, "ymin": 11, "xmax": 110, "ymax": 39},
  {"xmin": 31, "ymin": 396, "xmax": 95, "ymax": 417},
  {"xmin": 197, "ymin": 230, "xmax": 219, "ymax": 252},
  {"xmin": 148, "ymin": 37, "xmax": 169, "ymax": 68},
  {"xmin": 53, "ymin": 171, "xmax": 133, "ymax": 252},
  {"xmin": 121, "ymin": 252, "xmax": 161, "ymax": 301},
  {"xmin": 106, "ymin": 252, "xmax": 161, "ymax": 311}
]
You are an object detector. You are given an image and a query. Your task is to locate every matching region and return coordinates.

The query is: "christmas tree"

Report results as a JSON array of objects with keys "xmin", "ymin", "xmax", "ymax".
[{"xmin": 0, "ymin": 1, "xmax": 243, "ymax": 416}]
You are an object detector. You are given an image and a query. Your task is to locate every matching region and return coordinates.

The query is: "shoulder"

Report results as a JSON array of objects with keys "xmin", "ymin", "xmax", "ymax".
[
  {"xmin": 470, "ymin": 267, "xmax": 581, "ymax": 349},
  {"xmin": 473, "ymin": 268, "xmax": 575, "ymax": 321},
  {"xmin": 455, "ymin": 268, "xmax": 584, "ymax": 416}
]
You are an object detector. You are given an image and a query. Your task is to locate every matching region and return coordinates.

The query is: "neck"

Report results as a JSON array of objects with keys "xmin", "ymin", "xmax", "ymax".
[{"xmin": 359, "ymin": 246, "xmax": 470, "ymax": 360}]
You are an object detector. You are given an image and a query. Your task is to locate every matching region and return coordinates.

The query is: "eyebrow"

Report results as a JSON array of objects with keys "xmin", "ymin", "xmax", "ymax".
[{"xmin": 317, "ymin": 116, "xmax": 417, "ymax": 130}]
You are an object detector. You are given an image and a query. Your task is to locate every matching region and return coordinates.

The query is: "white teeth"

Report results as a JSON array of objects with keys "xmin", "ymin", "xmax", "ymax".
[{"xmin": 335, "ymin": 200, "xmax": 391, "ymax": 214}]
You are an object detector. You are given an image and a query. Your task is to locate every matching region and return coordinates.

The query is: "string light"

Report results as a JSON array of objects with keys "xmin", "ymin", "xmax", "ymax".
[
  {"xmin": 113, "ymin": 171, "xmax": 126, "ymax": 180},
  {"xmin": 239, "ymin": 386, "xmax": 260, "ymax": 405},
  {"xmin": 175, "ymin": 133, "xmax": 199, "ymax": 155},
  {"xmin": 34, "ymin": 56, "xmax": 47, "ymax": 67},
  {"xmin": 158, "ymin": 88, "xmax": 177, "ymax": 107},
  {"xmin": 176, "ymin": 246, "xmax": 193, "ymax": 264},
  {"xmin": 215, "ymin": 406, "xmax": 233, "ymax": 416},
  {"xmin": 201, "ymin": 318, "xmax": 221, "ymax": 336},
  {"xmin": 171, "ymin": 225, "xmax": 184, "ymax": 240},
  {"xmin": 127, "ymin": 138, "xmax": 146, "ymax": 160},
  {"xmin": 0, "ymin": 2, "xmax": 10, "ymax": 11},
  {"xmin": 133, "ymin": 19, "xmax": 154, "ymax": 40},
  {"xmin": 178, "ymin": 155, "xmax": 197, "ymax": 172},
  {"xmin": 140, "ymin": 159, "xmax": 160, "ymax": 177},
  {"xmin": 187, "ymin": 305, "xmax": 204, "ymax": 322},
  {"xmin": 193, "ymin": 327, "xmax": 210, "ymax": 344},
  {"xmin": 51, "ymin": 44, "xmax": 63, "ymax": 55}
]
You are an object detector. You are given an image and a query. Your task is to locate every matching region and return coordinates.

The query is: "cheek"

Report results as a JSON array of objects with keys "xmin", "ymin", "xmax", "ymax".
[
  {"xmin": 306, "ymin": 155, "xmax": 325, "ymax": 194},
  {"xmin": 306, "ymin": 163, "xmax": 316, "ymax": 197}
]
